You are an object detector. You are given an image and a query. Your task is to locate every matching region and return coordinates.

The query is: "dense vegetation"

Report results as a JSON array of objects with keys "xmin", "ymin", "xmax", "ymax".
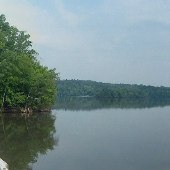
[
  {"xmin": 0, "ymin": 14, "xmax": 58, "ymax": 113},
  {"xmin": 57, "ymin": 80, "xmax": 170, "ymax": 98}
]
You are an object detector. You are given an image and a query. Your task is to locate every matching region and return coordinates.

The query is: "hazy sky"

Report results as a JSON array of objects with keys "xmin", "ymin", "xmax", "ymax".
[{"xmin": 0, "ymin": 0, "xmax": 170, "ymax": 86}]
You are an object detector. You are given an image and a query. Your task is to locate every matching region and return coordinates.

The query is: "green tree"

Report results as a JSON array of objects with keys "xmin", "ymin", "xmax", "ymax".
[{"xmin": 0, "ymin": 14, "xmax": 58, "ymax": 113}]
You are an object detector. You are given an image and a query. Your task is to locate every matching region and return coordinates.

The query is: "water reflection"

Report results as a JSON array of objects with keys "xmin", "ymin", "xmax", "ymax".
[
  {"xmin": 54, "ymin": 97, "xmax": 170, "ymax": 111},
  {"xmin": 0, "ymin": 113, "xmax": 57, "ymax": 170}
]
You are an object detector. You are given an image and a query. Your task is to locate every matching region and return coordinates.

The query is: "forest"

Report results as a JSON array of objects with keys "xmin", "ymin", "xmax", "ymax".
[
  {"xmin": 57, "ymin": 80, "xmax": 170, "ymax": 98},
  {"xmin": 0, "ymin": 14, "xmax": 58, "ymax": 113}
]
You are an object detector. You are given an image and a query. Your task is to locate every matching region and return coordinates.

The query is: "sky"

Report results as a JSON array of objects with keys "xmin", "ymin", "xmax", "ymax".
[{"xmin": 0, "ymin": 0, "xmax": 170, "ymax": 86}]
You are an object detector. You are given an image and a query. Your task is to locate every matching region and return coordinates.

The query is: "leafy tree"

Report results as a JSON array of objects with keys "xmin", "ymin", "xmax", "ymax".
[{"xmin": 0, "ymin": 14, "xmax": 58, "ymax": 113}]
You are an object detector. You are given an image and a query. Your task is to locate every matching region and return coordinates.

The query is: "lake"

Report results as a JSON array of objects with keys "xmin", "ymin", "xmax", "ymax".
[{"xmin": 0, "ymin": 97, "xmax": 170, "ymax": 170}]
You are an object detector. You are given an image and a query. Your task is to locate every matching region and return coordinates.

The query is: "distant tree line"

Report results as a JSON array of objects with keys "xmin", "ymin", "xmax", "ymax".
[
  {"xmin": 57, "ymin": 80, "xmax": 170, "ymax": 98},
  {"xmin": 0, "ymin": 14, "xmax": 58, "ymax": 113}
]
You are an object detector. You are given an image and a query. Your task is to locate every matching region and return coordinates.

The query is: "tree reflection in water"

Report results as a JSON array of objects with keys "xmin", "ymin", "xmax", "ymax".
[
  {"xmin": 54, "ymin": 97, "xmax": 170, "ymax": 111},
  {"xmin": 0, "ymin": 113, "xmax": 57, "ymax": 170}
]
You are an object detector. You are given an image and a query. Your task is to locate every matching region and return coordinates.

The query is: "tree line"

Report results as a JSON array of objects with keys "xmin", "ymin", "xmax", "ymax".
[
  {"xmin": 0, "ymin": 14, "xmax": 58, "ymax": 113},
  {"xmin": 57, "ymin": 80, "xmax": 170, "ymax": 98}
]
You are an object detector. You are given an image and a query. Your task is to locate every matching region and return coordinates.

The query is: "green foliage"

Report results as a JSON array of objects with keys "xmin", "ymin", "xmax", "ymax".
[
  {"xmin": 0, "ymin": 14, "xmax": 58, "ymax": 112},
  {"xmin": 57, "ymin": 80, "xmax": 170, "ymax": 98}
]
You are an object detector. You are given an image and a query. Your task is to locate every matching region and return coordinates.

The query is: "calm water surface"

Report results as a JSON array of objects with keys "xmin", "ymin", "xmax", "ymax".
[{"xmin": 1, "ymin": 98, "xmax": 170, "ymax": 170}]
